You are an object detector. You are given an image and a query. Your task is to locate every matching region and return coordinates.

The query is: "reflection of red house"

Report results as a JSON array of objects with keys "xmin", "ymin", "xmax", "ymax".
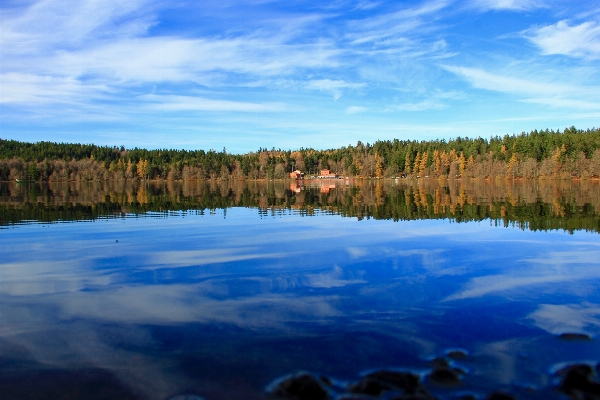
[
  {"xmin": 320, "ymin": 183, "xmax": 336, "ymax": 193},
  {"xmin": 318, "ymin": 169, "xmax": 337, "ymax": 179},
  {"xmin": 290, "ymin": 182, "xmax": 303, "ymax": 193},
  {"xmin": 290, "ymin": 170, "xmax": 304, "ymax": 179}
]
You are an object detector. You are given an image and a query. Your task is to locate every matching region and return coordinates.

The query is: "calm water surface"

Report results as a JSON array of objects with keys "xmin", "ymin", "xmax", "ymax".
[{"xmin": 1, "ymin": 180, "xmax": 599, "ymax": 399}]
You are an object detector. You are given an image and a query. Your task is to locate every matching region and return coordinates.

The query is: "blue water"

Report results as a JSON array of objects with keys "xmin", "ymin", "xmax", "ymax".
[{"xmin": 1, "ymin": 208, "xmax": 599, "ymax": 399}]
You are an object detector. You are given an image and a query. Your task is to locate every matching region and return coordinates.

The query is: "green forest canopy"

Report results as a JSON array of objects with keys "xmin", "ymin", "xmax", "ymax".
[{"xmin": 1, "ymin": 126, "xmax": 600, "ymax": 180}]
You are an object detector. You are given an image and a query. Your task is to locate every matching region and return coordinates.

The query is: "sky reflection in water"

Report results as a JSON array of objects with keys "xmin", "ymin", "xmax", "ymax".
[{"xmin": 1, "ymin": 208, "xmax": 599, "ymax": 399}]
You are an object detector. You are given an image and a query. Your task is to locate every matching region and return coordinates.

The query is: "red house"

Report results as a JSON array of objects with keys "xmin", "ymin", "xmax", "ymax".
[
  {"xmin": 318, "ymin": 169, "xmax": 337, "ymax": 179},
  {"xmin": 289, "ymin": 170, "xmax": 304, "ymax": 179}
]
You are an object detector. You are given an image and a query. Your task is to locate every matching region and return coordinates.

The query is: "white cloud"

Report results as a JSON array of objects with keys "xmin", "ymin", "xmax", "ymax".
[
  {"xmin": 305, "ymin": 79, "xmax": 366, "ymax": 100},
  {"xmin": 469, "ymin": 0, "xmax": 545, "ymax": 11},
  {"xmin": 345, "ymin": 0, "xmax": 451, "ymax": 51},
  {"xmin": 140, "ymin": 94, "xmax": 286, "ymax": 113},
  {"xmin": 346, "ymin": 106, "xmax": 368, "ymax": 114},
  {"xmin": 521, "ymin": 97, "xmax": 600, "ymax": 110},
  {"xmin": 387, "ymin": 100, "xmax": 445, "ymax": 111},
  {"xmin": 443, "ymin": 65, "xmax": 600, "ymax": 110},
  {"xmin": 0, "ymin": 73, "xmax": 112, "ymax": 104},
  {"xmin": 0, "ymin": 0, "xmax": 155, "ymax": 53},
  {"xmin": 526, "ymin": 20, "xmax": 600, "ymax": 60}
]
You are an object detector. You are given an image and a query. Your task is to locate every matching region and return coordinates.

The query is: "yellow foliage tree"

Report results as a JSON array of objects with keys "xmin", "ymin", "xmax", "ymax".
[
  {"xmin": 433, "ymin": 150, "xmax": 441, "ymax": 175},
  {"xmin": 137, "ymin": 159, "xmax": 148, "ymax": 180},
  {"xmin": 419, "ymin": 151, "xmax": 428, "ymax": 176},
  {"xmin": 404, "ymin": 153, "xmax": 411, "ymax": 174},
  {"xmin": 374, "ymin": 152, "xmax": 384, "ymax": 178},
  {"xmin": 413, "ymin": 152, "xmax": 421, "ymax": 175},
  {"xmin": 458, "ymin": 152, "xmax": 466, "ymax": 176},
  {"xmin": 508, "ymin": 153, "xmax": 518, "ymax": 179}
]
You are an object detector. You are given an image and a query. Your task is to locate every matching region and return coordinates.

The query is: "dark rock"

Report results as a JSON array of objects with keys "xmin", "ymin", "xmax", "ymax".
[
  {"xmin": 447, "ymin": 350, "xmax": 468, "ymax": 360},
  {"xmin": 319, "ymin": 375, "xmax": 332, "ymax": 387},
  {"xmin": 557, "ymin": 363, "xmax": 600, "ymax": 398},
  {"xmin": 389, "ymin": 387, "xmax": 438, "ymax": 399},
  {"xmin": 427, "ymin": 368, "xmax": 462, "ymax": 386},
  {"xmin": 365, "ymin": 370, "xmax": 421, "ymax": 393},
  {"xmin": 270, "ymin": 373, "xmax": 329, "ymax": 400},
  {"xmin": 349, "ymin": 377, "xmax": 392, "ymax": 396},
  {"xmin": 455, "ymin": 395, "xmax": 477, "ymax": 400},
  {"xmin": 559, "ymin": 333, "xmax": 592, "ymax": 341},
  {"xmin": 486, "ymin": 391, "xmax": 517, "ymax": 400},
  {"xmin": 430, "ymin": 357, "xmax": 450, "ymax": 369},
  {"xmin": 556, "ymin": 364, "xmax": 594, "ymax": 380},
  {"xmin": 361, "ymin": 370, "xmax": 437, "ymax": 399}
]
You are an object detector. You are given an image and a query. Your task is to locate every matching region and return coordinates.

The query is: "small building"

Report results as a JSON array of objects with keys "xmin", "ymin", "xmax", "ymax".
[
  {"xmin": 318, "ymin": 169, "xmax": 337, "ymax": 179},
  {"xmin": 290, "ymin": 170, "xmax": 304, "ymax": 180}
]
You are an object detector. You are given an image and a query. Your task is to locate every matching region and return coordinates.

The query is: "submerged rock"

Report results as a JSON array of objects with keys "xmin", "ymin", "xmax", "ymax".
[
  {"xmin": 557, "ymin": 363, "xmax": 600, "ymax": 399},
  {"xmin": 486, "ymin": 391, "xmax": 517, "ymax": 400},
  {"xmin": 559, "ymin": 333, "xmax": 593, "ymax": 341},
  {"xmin": 446, "ymin": 350, "xmax": 469, "ymax": 360},
  {"xmin": 349, "ymin": 377, "xmax": 393, "ymax": 396},
  {"xmin": 364, "ymin": 370, "xmax": 422, "ymax": 393},
  {"xmin": 455, "ymin": 395, "xmax": 477, "ymax": 400},
  {"xmin": 430, "ymin": 357, "xmax": 450, "ymax": 369},
  {"xmin": 269, "ymin": 372, "xmax": 329, "ymax": 400},
  {"xmin": 426, "ymin": 367, "xmax": 462, "ymax": 386}
]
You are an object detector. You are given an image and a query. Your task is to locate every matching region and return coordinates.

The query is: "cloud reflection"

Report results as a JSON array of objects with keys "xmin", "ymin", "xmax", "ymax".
[
  {"xmin": 528, "ymin": 303, "xmax": 600, "ymax": 335},
  {"xmin": 445, "ymin": 250, "xmax": 600, "ymax": 301},
  {"xmin": 146, "ymin": 248, "xmax": 291, "ymax": 268}
]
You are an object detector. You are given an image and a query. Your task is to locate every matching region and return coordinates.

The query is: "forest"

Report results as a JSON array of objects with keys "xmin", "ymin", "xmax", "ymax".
[{"xmin": 1, "ymin": 126, "xmax": 600, "ymax": 181}]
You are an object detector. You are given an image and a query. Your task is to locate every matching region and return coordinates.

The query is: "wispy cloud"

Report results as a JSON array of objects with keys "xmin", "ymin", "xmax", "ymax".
[
  {"xmin": 345, "ymin": 0, "xmax": 452, "ymax": 57},
  {"xmin": 1, "ymin": 0, "xmax": 599, "ymax": 150},
  {"xmin": 346, "ymin": 105, "xmax": 368, "ymax": 114},
  {"xmin": 468, "ymin": 0, "xmax": 546, "ymax": 12},
  {"xmin": 443, "ymin": 65, "xmax": 600, "ymax": 109},
  {"xmin": 0, "ymin": 73, "xmax": 112, "ymax": 104},
  {"xmin": 525, "ymin": 20, "xmax": 600, "ymax": 60},
  {"xmin": 305, "ymin": 79, "xmax": 366, "ymax": 100},
  {"xmin": 140, "ymin": 94, "xmax": 287, "ymax": 112},
  {"xmin": 0, "ymin": 0, "xmax": 156, "ymax": 53},
  {"xmin": 387, "ymin": 100, "xmax": 446, "ymax": 111}
]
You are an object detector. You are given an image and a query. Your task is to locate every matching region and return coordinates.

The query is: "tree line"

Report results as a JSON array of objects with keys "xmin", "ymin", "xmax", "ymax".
[{"xmin": 1, "ymin": 126, "xmax": 600, "ymax": 181}]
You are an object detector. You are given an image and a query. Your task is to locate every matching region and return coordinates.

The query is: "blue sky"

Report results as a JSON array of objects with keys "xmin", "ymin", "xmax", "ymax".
[{"xmin": 1, "ymin": 0, "xmax": 599, "ymax": 153}]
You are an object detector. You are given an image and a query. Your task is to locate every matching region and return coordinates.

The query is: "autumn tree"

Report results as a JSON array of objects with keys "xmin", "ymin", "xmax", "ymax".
[
  {"xmin": 137, "ymin": 159, "xmax": 148, "ymax": 180},
  {"xmin": 375, "ymin": 152, "xmax": 384, "ymax": 178},
  {"xmin": 404, "ymin": 153, "xmax": 411, "ymax": 174},
  {"xmin": 419, "ymin": 151, "xmax": 429, "ymax": 176},
  {"xmin": 413, "ymin": 152, "xmax": 421, "ymax": 176},
  {"xmin": 458, "ymin": 152, "xmax": 466, "ymax": 176}
]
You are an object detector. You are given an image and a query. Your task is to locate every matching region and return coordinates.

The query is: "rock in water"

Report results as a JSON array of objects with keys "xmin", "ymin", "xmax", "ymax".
[
  {"xmin": 269, "ymin": 373, "xmax": 329, "ymax": 400},
  {"xmin": 559, "ymin": 333, "xmax": 592, "ymax": 341}
]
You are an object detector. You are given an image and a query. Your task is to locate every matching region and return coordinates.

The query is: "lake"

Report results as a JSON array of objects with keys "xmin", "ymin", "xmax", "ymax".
[{"xmin": 1, "ymin": 179, "xmax": 599, "ymax": 400}]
